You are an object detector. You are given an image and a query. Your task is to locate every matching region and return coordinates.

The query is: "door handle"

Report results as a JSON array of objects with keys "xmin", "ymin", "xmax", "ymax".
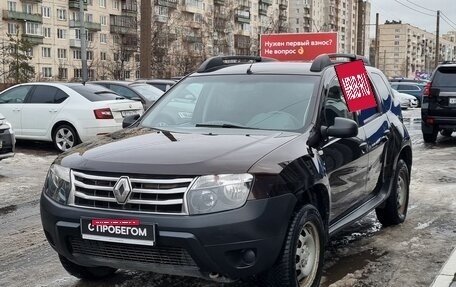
[{"xmin": 49, "ymin": 109, "xmax": 58, "ymax": 113}]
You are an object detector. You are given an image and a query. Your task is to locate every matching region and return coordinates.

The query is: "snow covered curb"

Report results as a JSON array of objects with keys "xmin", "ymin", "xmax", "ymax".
[{"xmin": 430, "ymin": 247, "xmax": 456, "ymax": 287}]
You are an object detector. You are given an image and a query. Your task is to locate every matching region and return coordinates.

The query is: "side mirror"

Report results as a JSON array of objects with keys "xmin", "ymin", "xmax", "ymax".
[
  {"xmin": 122, "ymin": 114, "xmax": 141, "ymax": 128},
  {"xmin": 321, "ymin": 117, "xmax": 358, "ymax": 138}
]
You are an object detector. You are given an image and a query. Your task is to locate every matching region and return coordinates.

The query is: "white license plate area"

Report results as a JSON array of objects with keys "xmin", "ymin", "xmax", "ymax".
[
  {"xmin": 80, "ymin": 219, "xmax": 155, "ymax": 246},
  {"xmin": 449, "ymin": 98, "xmax": 456, "ymax": 104},
  {"xmin": 121, "ymin": 110, "xmax": 139, "ymax": 117}
]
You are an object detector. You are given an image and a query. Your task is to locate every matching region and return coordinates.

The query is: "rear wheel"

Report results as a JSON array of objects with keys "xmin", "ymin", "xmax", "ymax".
[
  {"xmin": 422, "ymin": 127, "xmax": 438, "ymax": 143},
  {"xmin": 53, "ymin": 124, "xmax": 80, "ymax": 152},
  {"xmin": 441, "ymin": 129, "xmax": 453, "ymax": 137},
  {"xmin": 59, "ymin": 255, "xmax": 117, "ymax": 280},
  {"xmin": 375, "ymin": 159, "xmax": 410, "ymax": 226},
  {"xmin": 260, "ymin": 205, "xmax": 325, "ymax": 287}
]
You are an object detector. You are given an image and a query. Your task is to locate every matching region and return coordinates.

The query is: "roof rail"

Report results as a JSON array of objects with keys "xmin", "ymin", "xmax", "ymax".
[
  {"xmin": 197, "ymin": 55, "xmax": 277, "ymax": 73},
  {"xmin": 310, "ymin": 53, "xmax": 370, "ymax": 72}
]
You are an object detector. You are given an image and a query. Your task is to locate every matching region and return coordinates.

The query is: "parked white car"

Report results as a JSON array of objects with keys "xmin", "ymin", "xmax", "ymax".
[
  {"xmin": 0, "ymin": 83, "xmax": 143, "ymax": 152},
  {"xmin": 392, "ymin": 88, "xmax": 418, "ymax": 109}
]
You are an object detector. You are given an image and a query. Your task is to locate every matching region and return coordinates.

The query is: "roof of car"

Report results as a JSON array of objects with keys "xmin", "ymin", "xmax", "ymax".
[
  {"xmin": 88, "ymin": 80, "xmax": 144, "ymax": 87},
  {"xmin": 135, "ymin": 79, "xmax": 177, "ymax": 84}
]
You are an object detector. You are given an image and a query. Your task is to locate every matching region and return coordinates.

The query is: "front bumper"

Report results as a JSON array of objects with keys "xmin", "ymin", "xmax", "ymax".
[
  {"xmin": 0, "ymin": 127, "xmax": 15, "ymax": 160},
  {"xmin": 40, "ymin": 192, "xmax": 296, "ymax": 281}
]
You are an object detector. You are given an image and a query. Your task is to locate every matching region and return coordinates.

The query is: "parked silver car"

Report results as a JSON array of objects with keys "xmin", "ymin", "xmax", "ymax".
[{"xmin": 0, "ymin": 112, "xmax": 15, "ymax": 160}]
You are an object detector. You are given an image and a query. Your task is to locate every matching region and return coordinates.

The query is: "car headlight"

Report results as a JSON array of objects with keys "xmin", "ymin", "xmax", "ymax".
[
  {"xmin": 186, "ymin": 174, "xmax": 253, "ymax": 215},
  {"xmin": 44, "ymin": 164, "xmax": 71, "ymax": 204}
]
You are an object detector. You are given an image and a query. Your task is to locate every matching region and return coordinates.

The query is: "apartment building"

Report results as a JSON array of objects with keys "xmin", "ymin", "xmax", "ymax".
[
  {"xmin": 287, "ymin": 0, "xmax": 371, "ymax": 55},
  {"xmin": 378, "ymin": 22, "xmax": 456, "ymax": 78},
  {"xmin": 1, "ymin": 0, "xmax": 371, "ymax": 81}
]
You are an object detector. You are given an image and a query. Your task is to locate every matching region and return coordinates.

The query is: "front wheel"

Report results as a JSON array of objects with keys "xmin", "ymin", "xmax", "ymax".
[
  {"xmin": 375, "ymin": 159, "xmax": 410, "ymax": 226},
  {"xmin": 260, "ymin": 205, "xmax": 325, "ymax": 287},
  {"xmin": 53, "ymin": 124, "xmax": 80, "ymax": 152},
  {"xmin": 59, "ymin": 255, "xmax": 117, "ymax": 280}
]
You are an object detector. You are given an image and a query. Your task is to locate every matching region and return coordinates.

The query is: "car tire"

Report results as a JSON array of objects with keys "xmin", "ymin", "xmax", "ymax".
[
  {"xmin": 260, "ymin": 204, "xmax": 325, "ymax": 287},
  {"xmin": 422, "ymin": 128, "xmax": 438, "ymax": 143},
  {"xmin": 441, "ymin": 129, "xmax": 453, "ymax": 137},
  {"xmin": 59, "ymin": 255, "xmax": 117, "ymax": 280},
  {"xmin": 375, "ymin": 159, "xmax": 410, "ymax": 227},
  {"xmin": 53, "ymin": 124, "xmax": 80, "ymax": 152}
]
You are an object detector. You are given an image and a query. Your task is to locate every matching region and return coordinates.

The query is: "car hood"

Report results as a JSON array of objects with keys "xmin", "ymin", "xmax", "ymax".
[{"xmin": 57, "ymin": 127, "xmax": 299, "ymax": 175}]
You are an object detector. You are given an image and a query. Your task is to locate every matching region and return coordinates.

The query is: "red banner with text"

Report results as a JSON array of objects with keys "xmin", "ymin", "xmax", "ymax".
[
  {"xmin": 334, "ymin": 60, "xmax": 377, "ymax": 112},
  {"xmin": 260, "ymin": 33, "xmax": 337, "ymax": 61}
]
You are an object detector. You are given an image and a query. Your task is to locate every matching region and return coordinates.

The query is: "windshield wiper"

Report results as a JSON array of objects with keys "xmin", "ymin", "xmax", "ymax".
[{"xmin": 195, "ymin": 123, "xmax": 254, "ymax": 129}]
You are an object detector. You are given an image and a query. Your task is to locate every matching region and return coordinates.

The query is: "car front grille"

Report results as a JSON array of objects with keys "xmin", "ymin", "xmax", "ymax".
[
  {"xmin": 69, "ymin": 237, "xmax": 197, "ymax": 267},
  {"xmin": 70, "ymin": 170, "xmax": 193, "ymax": 214}
]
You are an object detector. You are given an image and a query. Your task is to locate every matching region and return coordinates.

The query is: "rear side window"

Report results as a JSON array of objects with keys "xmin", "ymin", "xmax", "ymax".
[
  {"xmin": 433, "ymin": 67, "xmax": 456, "ymax": 86},
  {"xmin": 67, "ymin": 85, "xmax": 123, "ymax": 102},
  {"xmin": 29, "ymin": 86, "xmax": 58, "ymax": 103}
]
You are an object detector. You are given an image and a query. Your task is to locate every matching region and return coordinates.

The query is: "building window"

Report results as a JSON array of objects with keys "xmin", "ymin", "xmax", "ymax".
[
  {"xmin": 57, "ymin": 8, "xmax": 67, "ymax": 20},
  {"xmin": 57, "ymin": 29, "xmax": 67, "ymax": 39},
  {"xmin": 24, "ymin": 3, "xmax": 33, "ymax": 14},
  {"xmin": 135, "ymin": 70, "xmax": 140, "ymax": 79},
  {"xmin": 124, "ymin": 71, "xmax": 130, "ymax": 79},
  {"xmin": 395, "ymin": 29, "xmax": 400, "ymax": 32},
  {"xmin": 7, "ymin": 23, "xmax": 17, "ymax": 35},
  {"xmin": 26, "ymin": 48, "xmax": 33, "ymax": 57},
  {"xmin": 100, "ymin": 51, "xmax": 107, "ymax": 60},
  {"xmin": 87, "ymin": 51, "xmax": 93, "ymax": 60},
  {"xmin": 7, "ymin": 1, "xmax": 16, "ymax": 11},
  {"xmin": 73, "ymin": 50, "xmax": 81, "ymax": 60},
  {"xmin": 395, "ymin": 35, "xmax": 400, "ymax": 39},
  {"xmin": 42, "ymin": 6, "xmax": 51, "ymax": 18},
  {"xmin": 100, "ymin": 15, "xmax": 107, "ymax": 26},
  {"xmin": 57, "ymin": 48, "xmax": 67, "ymax": 59},
  {"xmin": 26, "ymin": 22, "xmax": 42, "ymax": 36},
  {"xmin": 100, "ymin": 33, "xmax": 107, "ymax": 44},
  {"xmin": 42, "ymin": 67, "xmax": 52, "ymax": 78},
  {"xmin": 74, "ymin": 68, "xmax": 82, "ymax": 79},
  {"xmin": 58, "ymin": 68, "xmax": 68, "ymax": 80},
  {"xmin": 43, "ymin": 27, "xmax": 51, "ymax": 38},
  {"xmin": 99, "ymin": 0, "xmax": 106, "ymax": 8},
  {"xmin": 42, "ymin": 47, "xmax": 51, "ymax": 58},
  {"xmin": 394, "ymin": 41, "xmax": 400, "ymax": 45},
  {"xmin": 113, "ymin": 0, "xmax": 119, "ymax": 9}
]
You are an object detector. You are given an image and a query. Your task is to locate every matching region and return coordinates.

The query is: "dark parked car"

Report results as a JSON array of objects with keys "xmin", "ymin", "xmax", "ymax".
[
  {"xmin": 390, "ymin": 81, "xmax": 426, "ymax": 106},
  {"xmin": 421, "ymin": 63, "xmax": 456, "ymax": 142},
  {"xmin": 0, "ymin": 112, "xmax": 15, "ymax": 160},
  {"xmin": 40, "ymin": 55, "xmax": 412, "ymax": 287},
  {"xmin": 134, "ymin": 79, "xmax": 177, "ymax": 92},
  {"xmin": 89, "ymin": 81, "xmax": 164, "ymax": 109}
]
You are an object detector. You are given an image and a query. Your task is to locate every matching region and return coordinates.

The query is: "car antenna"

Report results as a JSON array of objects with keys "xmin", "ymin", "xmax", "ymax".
[{"xmin": 246, "ymin": 62, "xmax": 254, "ymax": 75}]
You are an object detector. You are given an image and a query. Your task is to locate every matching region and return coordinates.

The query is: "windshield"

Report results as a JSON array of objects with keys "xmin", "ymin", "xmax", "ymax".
[
  {"xmin": 130, "ymin": 84, "xmax": 164, "ymax": 101},
  {"xmin": 140, "ymin": 75, "xmax": 318, "ymax": 132}
]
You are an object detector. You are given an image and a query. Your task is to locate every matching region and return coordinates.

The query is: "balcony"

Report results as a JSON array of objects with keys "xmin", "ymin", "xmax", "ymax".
[
  {"xmin": 259, "ymin": 7, "xmax": 267, "ymax": 15},
  {"xmin": 110, "ymin": 24, "xmax": 136, "ymax": 34},
  {"xmin": 153, "ymin": 14, "xmax": 168, "ymax": 23},
  {"xmin": 23, "ymin": 34, "xmax": 44, "ymax": 45},
  {"xmin": 155, "ymin": 0, "xmax": 178, "ymax": 8},
  {"xmin": 70, "ymin": 39, "xmax": 81, "ymax": 48},
  {"xmin": 69, "ymin": 0, "xmax": 87, "ymax": 10},
  {"xmin": 237, "ymin": 0, "xmax": 250, "ymax": 9},
  {"xmin": 235, "ymin": 10, "xmax": 250, "ymax": 23},
  {"xmin": 69, "ymin": 20, "xmax": 102, "ymax": 31},
  {"xmin": 2, "ymin": 10, "xmax": 42, "ymax": 22},
  {"xmin": 279, "ymin": 1, "xmax": 287, "ymax": 10},
  {"xmin": 182, "ymin": 0, "xmax": 203, "ymax": 13},
  {"xmin": 260, "ymin": 0, "xmax": 272, "ymax": 5},
  {"xmin": 189, "ymin": 21, "xmax": 202, "ymax": 29},
  {"xmin": 214, "ymin": 0, "xmax": 225, "ymax": 5},
  {"xmin": 184, "ymin": 35, "xmax": 202, "ymax": 43},
  {"xmin": 279, "ymin": 13, "xmax": 287, "ymax": 21}
]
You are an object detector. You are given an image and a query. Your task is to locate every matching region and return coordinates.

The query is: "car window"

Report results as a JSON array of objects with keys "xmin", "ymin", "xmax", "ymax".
[
  {"xmin": 67, "ymin": 84, "xmax": 123, "ymax": 101},
  {"xmin": 130, "ymin": 84, "xmax": 164, "ymax": 101},
  {"xmin": 55, "ymin": 89, "xmax": 69, "ymax": 104},
  {"xmin": 399, "ymin": 84, "xmax": 420, "ymax": 91},
  {"xmin": 321, "ymin": 78, "xmax": 354, "ymax": 127},
  {"xmin": 433, "ymin": 67, "xmax": 456, "ymax": 86},
  {"xmin": 109, "ymin": 85, "xmax": 137, "ymax": 99},
  {"xmin": 29, "ymin": 86, "xmax": 59, "ymax": 103},
  {"xmin": 141, "ymin": 75, "xmax": 317, "ymax": 131},
  {"xmin": 0, "ymin": 85, "xmax": 32, "ymax": 103}
]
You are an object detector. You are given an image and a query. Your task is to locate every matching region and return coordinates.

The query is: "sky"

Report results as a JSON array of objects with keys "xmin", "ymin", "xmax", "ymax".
[{"xmin": 369, "ymin": 0, "xmax": 456, "ymax": 35}]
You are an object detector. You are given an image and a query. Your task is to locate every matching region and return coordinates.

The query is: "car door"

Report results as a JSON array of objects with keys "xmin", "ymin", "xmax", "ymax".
[
  {"xmin": 0, "ymin": 85, "xmax": 33, "ymax": 136},
  {"xmin": 358, "ymin": 72, "xmax": 391, "ymax": 196},
  {"xmin": 21, "ymin": 85, "xmax": 68, "ymax": 137},
  {"xmin": 320, "ymin": 78, "xmax": 370, "ymax": 221}
]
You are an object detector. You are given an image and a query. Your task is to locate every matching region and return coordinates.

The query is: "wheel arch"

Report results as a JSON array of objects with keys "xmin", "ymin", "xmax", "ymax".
[
  {"xmin": 295, "ymin": 184, "xmax": 330, "ymax": 233},
  {"xmin": 398, "ymin": 145, "xmax": 412, "ymax": 178},
  {"xmin": 51, "ymin": 121, "xmax": 80, "ymax": 142}
]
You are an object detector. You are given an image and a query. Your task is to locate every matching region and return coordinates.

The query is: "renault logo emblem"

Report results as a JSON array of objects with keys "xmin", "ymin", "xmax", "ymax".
[{"xmin": 113, "ymin": 176, "xmax": 132, "ymax": 204}]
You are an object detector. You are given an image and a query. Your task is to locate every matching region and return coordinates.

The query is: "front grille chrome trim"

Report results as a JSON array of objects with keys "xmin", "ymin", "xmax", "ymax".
[{"xmin": 69, "ymin": 170, "xmax": 194, "ymax": 215}]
